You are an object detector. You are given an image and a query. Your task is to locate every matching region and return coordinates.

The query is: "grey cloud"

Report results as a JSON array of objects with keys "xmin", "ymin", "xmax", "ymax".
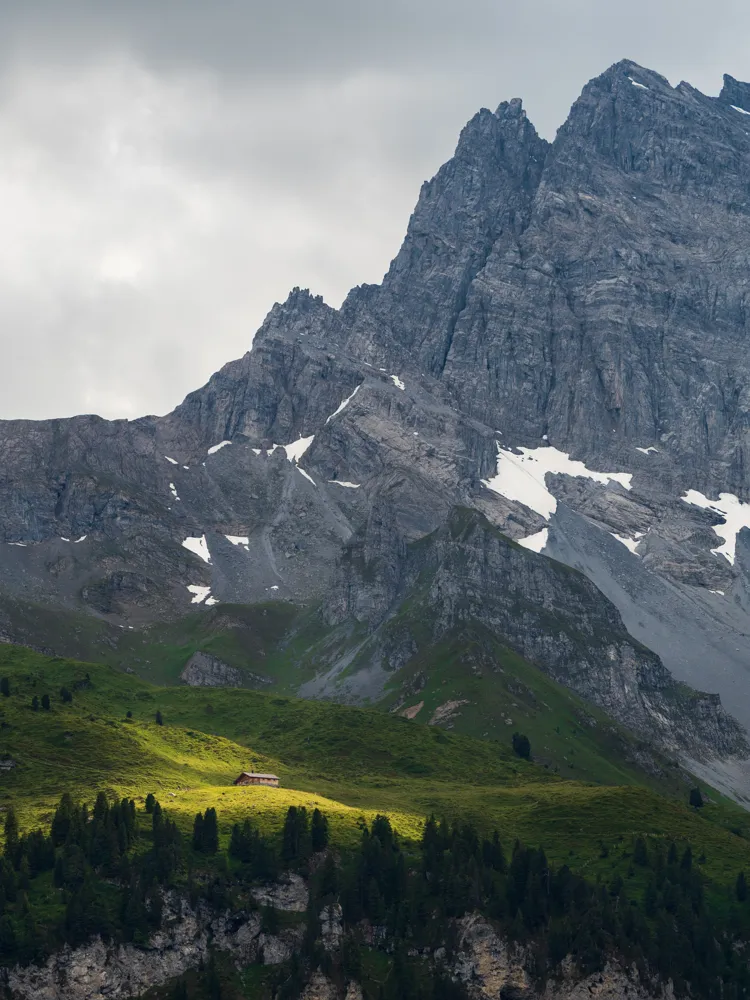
[{"xmin": 0, "ymin": 1, "xmax": 749, "ymax": 419}]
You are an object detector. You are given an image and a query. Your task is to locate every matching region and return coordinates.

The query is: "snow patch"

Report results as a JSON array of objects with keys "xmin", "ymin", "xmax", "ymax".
[
  {"xmin": 731, "ymin": 105, "xmax": 750, "ymax": 116},
  {"xmin": 636, "ymin": 446, "xmax": 658, "ymax": 455},
  {"xmin": 187, "ymin": 585, "xmax": 211, "ymax": 604},
  {"xmin": 283, "ymin": 435, "xmax": 315, "ymax": 463},
  {"xmin": 182, "ymin": 535, "xmax": 211, "ymax": 564},
  {"xmin": 681, "ymin": 489, "xmax": 750, "ymax": 564},
  {"xmin": 205, "ymin": 596, "xmax": 219, "ymax": 606},
  {"xmin": 518, "ymin": 527, "xmax": 549, "ymax": 553},
  {"xmin": 251, "ymin": 448, "xmax": 261, "ymax": 455},
  {"xmin": 265, "ymin": 434, "xmax": 316, "ymax": 480},
  {"xmin": 169, "ymin": 483, "xmax": 180, "ymax": 500},
  {"xmin": 325, "ymin": 384, "xmax": 361, "ymax": 423},
  {"xmin": 207, "ymin": 440, "xmax": 231, "ymax": 455},
  {"xmin": 709, "ymin": 589, "xmax": 726, "ymax": 596},
  {"xmin": 270, "ymin": 585, "xmax": 279, "ymax": 591},
  {"xmin": 390, "ymin": 375, "xmax": 405, "ymax": 391},
  {"xmin": 8, "ymin": 542, "xmax": 26, "ymax": 547},
  {"xmin": 74, "ymin": 535, "xmax": 87, "ymax": 544},
  {"xmin": 225, "ymin": 535, "xmax": 250, "ymax": 549},
  {"xmin": 296, "ymin": 466, "xmax": 316, "ymax": 486},
  {"xmin": 60, "ymin": 537, "xmax": 70, "ymax": 542},
  {"xmin": 328, "ymin": 481, "xmax": 361, "ymax": 489},
  {"xmin": 611, "ymin": 532, "xmax": 641, "ymax": 555},
  {"xmin": 629, "ymin": 77, "xmax": 649, "ymax": 89},
  {"xmin": 164, "ymin": 456, "xmax": 178, "ymax": 465},
  {"xmin": 482, "ymin": 444, "xmax": 632, "ymax": 520}
]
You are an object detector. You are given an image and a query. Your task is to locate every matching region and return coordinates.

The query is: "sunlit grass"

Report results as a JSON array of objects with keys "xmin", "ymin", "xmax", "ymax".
[{"xmin": 2, "ymin": 644, "xmax": 750, "ymax": 892}]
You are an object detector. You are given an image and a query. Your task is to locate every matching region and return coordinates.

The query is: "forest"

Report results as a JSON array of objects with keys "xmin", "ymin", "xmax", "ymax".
[{"xmin": 2, "ymin": 793, "xmax": 750, "ymax": 999}]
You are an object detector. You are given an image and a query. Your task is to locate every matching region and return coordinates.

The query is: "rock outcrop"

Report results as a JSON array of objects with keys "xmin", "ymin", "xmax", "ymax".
[
  {"xmin": 455, "ymin": 913, "xmax": 675, "ymax": 1000},
  {"xmin": 4, "ymin": 894, "xmax": 302, "ymax": 1000},
  {"xmin": 3, "ymin": 901, "xmax": 674, "ymax": 1000},
  {"xmin": 179, "ymin": 651, "xmax": 243, "ymax": 687}
]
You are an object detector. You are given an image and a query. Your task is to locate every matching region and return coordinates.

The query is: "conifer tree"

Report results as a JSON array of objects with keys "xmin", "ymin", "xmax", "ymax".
[
  {"xmin": 51, "ymin": 793, "xmax": 75, "ymax": 847},
  {"xmin": 0, "ymin": 677, "xmax": 9, "ymax": 697},
  {"xmin": 3, "ymin": 809, "xmax": 19, "ymax": 866},
  {"xmin": 41, "ymin": 693, "xmax": 50, "ymax": 711},
  {"xmin": 512, "ymin": 732, "xmax": 531, "ymax": 760},
  {"xmin": 203, "ymin": 808, "xmax": 219, "ymax": 854},
  {"xmin": 282, "ymin": 806, "xmax": 310, "ymax": 864},
  {"xmin": 31, "ymin": 696, "xmax": 39, "ymax": 711},
  {"xmin": 311, "ymin": 808, "xmax": 329, "ymax": 852},
  {"xmin": 737, "ymin": 871, "xmax": 748, "ymax": 902},
  {"xmin": 192, "ymin": 812, "xmax": 204, "ymax": 852},
  {"xmin": 633, "ymin": 837, "xmax": 648, "ymax": 866}
]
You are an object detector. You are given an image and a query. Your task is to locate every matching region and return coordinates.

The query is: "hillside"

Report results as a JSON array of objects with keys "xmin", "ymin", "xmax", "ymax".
[
  {"xmin": 2, "ymin": 644, "xmax": 750, "ymax": 889},
  {"xmin": 0, "ymin": 586, "xmax": 728, "ymax": 794},
  {"xmin": 5, "ymin": 646, "xmax": 750, "ymax": 998}
]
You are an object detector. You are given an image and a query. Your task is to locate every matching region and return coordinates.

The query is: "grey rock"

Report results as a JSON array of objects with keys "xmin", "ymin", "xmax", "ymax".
[
  {"xmin": 179, "ymin": 651, "xmax": 243, "ymax": 687},
  {"xmin": 250, "ymin": 873, "xmax": 308, "ymax": 913},
  {"xmin": 315, "ymin": 508, "xmax": 747, "ymax": 762},
  {"xmin": 4, "ymin": 892, "xmax": 301, "ymax": 1000},
  {"xmin": 454, "ymin": 912, "xmax": 675, "ymax": 1000}
]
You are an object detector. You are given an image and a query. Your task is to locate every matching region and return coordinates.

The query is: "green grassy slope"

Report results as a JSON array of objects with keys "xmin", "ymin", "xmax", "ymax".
[
  {"xmin": 376, "ymin": 626, "xmax": 691, "ymax": 792},
  {"xmin": 0, "ymin": 594, "xmax": 300, "ymax": 686},
  {"xmin": 1, "ymin": 590, "xmax": 688, "ymax": 794},
  {"xmin": 2, "ymin": 644, "xmax": 750, "ymax": 895},
  {"xmin": 1, "ymin": 586, "xmax": 744, "ymax": 811}
]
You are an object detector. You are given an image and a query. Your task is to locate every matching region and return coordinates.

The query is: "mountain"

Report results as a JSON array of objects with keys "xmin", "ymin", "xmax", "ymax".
[{"xmin": 2, "ymin": 60, "xmax": 750, "ymax": 797}]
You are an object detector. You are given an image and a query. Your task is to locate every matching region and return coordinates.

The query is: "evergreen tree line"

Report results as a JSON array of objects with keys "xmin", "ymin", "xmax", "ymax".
[
  {"xmin": 0, "ymin": 798, "xmax": 331, "ymax": 970},
  {"xmin": 324, "ymin": 816, "xmax": 750, "ymax": 1000},
  {"xmin": 0, "ymin": 792, "xmax": 180, "ymax": 963},
  {"xmin": 5, "ymin": 798, "xmax": 750, "ymax": 1000}
]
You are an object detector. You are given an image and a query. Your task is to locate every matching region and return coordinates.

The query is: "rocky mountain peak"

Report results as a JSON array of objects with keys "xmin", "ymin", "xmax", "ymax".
[{"xmin": 719, "ymin": 72, "xmax": 750, "ymax": 110}]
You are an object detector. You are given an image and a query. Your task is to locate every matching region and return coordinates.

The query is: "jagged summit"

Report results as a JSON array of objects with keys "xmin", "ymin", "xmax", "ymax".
[{"xmin": 719, "ymin": 72, "xmax": 750, "ymax": 109}]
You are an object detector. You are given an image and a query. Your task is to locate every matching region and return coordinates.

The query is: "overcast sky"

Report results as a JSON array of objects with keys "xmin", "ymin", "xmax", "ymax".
[{"xmin": 0, "ymin": 1, "xmax": 747, "ymax": 420}]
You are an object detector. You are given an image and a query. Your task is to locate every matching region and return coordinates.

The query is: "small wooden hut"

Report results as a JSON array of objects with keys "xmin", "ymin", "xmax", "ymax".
[{"xmin": 233, "ymin": 771, "xmax": 280, "ymax": 788}]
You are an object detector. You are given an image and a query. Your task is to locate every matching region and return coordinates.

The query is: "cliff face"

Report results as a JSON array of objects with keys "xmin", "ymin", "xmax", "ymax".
[
  {"xmin": 1, "ymin": 60, "xmax": 750, "ymax": 788},
  {"xmin": 4, "ymin": 903, "xmax": 671, "ymax": 1000},
  {"xmin": 5, "ymin": 889, "xmax": 304, "ymax": 1000},
  {"xmin": 317, "ymin": 508, "xmax": 746, "ymax": 761}
]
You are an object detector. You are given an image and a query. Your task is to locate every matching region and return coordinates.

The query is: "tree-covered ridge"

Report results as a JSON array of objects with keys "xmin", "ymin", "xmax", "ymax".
[{"xmin": 3, "ymin": 794, "xmax": 750, "ymax": 999}]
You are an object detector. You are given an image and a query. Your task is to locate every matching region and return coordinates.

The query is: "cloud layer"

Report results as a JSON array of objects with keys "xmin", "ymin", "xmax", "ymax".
[{"xmin": 1, "ymin": 0, "xmax": 748, "ymax": 418}]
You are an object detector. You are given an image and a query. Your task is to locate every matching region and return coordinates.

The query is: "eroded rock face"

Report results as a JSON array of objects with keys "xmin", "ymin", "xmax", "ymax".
[
  {"xmin": 250, "ymin": 873, "xmax": 309, "ymax": 913},
  {"xmin": 320, "ymin": 508, "xmax": 748, "ymax": 761},
  {"xmin": 320, "ymin": 903, "xmax": 343, "ymax": 951},
  {"xmin": 4, "ymin": 895, "xmax": 301, "ymax": 1000},
  {"xmin": 179, "ymin": 651, "xmax": 243, "ymax": 688},
  {"xmin": 0, "ymin": 898, "xmax": 679, "ymax": 1000},
  {"xmin": 455, "ymin": 913, "xmax": 675, "ymax": 1000}
]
